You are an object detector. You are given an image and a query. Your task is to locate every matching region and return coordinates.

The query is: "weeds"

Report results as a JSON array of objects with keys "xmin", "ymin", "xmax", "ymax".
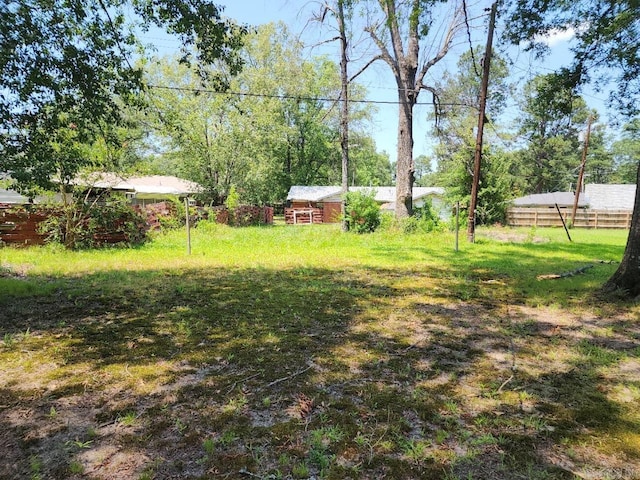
[
  {"xmin": 29, "ymin": 456, "xmax": 42, "ymax": 480},
  {"xmin": 68, "ymin": 461, "xmax": 84, "ymax": 474},
  {"xmin": 117, "ymin": 411, "xmax": 138, "ymax": 427}
]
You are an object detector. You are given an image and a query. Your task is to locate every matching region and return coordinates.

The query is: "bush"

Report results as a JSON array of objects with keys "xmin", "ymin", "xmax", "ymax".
[
  {"xmin": 378, "ymin": 200, "xmax": 445, "ymax": 234},
  {"xmin": 225, "ymin": 185, "xmax": 240, "ymax": 226},
  {"xmin": 402, "ymin": 201, "xmax": 444, "ymax": 234},
  {"xmin": 39, "ymin": 196, "xmax": 148, "ymax": 249},
  {"xmin": 344, "ymin": 190, "xmax": 381, "ymax": 233}
]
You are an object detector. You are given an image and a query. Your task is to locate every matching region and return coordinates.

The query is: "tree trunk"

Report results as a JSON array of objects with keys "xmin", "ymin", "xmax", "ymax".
[
  {"xmin": 338, "ymin": 0, "xmax": 350, "ymax": 232},
  {"xmin": 395, "ymin": 93, "xmax": 414, "ymax": 218},
  {"xmin": 602, "ymin": 161, "xmax": 640, "ymax": 297},
  {"xmin": 365, "ymin": 1, "xmax": 458, "ymax": 219}
]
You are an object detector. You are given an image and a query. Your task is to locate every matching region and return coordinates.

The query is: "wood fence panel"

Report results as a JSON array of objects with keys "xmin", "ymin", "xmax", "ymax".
[
  {"xmin": 0, "ymin": 206, "xmax": 48, "ymax": 245},
  {"xmin": 507, "ymin": 207, "xmax": 632, "ymax": 229}
]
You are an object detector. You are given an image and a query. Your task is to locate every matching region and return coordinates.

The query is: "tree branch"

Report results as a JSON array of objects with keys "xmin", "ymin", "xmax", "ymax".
[
  {"xmin": 349, "ymin": 54, "xmax": 383, "ymax": 83},
  {"xmin": 365, "ymin": 23, "xmax": 398, "ymax": 75},
  {"xmin": 415, "ymin": 6, "xmax": 463, "ymax": 91},
  {"xmin": 384, "ymin": 0, "xmax": 407, "ymax": 71},
  {"xmin": 420, "ymin": 85, "xmax": 442, "ymax": 125}
]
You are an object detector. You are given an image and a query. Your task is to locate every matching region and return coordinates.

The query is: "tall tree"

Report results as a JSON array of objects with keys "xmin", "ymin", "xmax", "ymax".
[
  {"xmin": 0, "ymin": 0, "xmax": 246, "ymax": 196},
  {"xmin": 504, "ymin": 0, "xmax": 640, "ymax": 297},
  {"xmin": 518, "ymin": 74, "xmax": 595, "ymax": 193},
  {"xmin": 431, "ymin": 49, "xmax": 519, "ymax": 224},
  {"xmin": 350, "ymin": 135, "xmax": 394, "ymax": 186},
  {"xmin": 581, "ymin": 124, "xmax": 613, "ymax": 185},
  {"xmin": 143, "ymin": 57, "xmax": 245, "ymax": 204},
  {"xmin": 337, "ymin": 0, "xmax": 351, "ymax": 231},
  {"xmin": 236, "ymin": 23, "xmax": 344, "ymax": 200},
  {"xmin": 142, "ymin": 23, "xmax": 379, "ymax": 205},
  {"xmin": 362, "ymin": 0, "xmax": 463, "ymax": 218},
  {"xmin": 611, "ymin": 119, "xmax": 640, "ymax": 184}
]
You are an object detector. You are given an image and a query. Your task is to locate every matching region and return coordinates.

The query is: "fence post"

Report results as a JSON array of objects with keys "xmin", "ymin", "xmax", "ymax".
[
  {"xmin": 455, "ymin": 202, "xmax": 459, "ymax": 252},
  {"xmin": 185, "ymin": 197, "xmax": 191, "ymax": 255}
]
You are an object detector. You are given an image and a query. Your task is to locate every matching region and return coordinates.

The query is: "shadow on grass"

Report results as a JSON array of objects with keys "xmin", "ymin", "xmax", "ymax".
[
  {"xmin": 0, "ymin": 256, "xmax": 637, "ymax": 478},
  {"xmin": 370, "ymin": 238, "xmax": 624, "ymax": 309}
]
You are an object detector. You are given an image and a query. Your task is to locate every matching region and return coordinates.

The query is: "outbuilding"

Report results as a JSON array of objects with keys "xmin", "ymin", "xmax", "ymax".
[{"xmin": 285, "ymin": 185, "xmax": 445, "ymax": 224}]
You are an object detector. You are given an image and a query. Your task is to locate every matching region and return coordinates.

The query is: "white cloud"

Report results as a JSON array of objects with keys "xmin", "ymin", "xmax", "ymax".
[{"xmin": 534, "ymin": 27, "xmax": 576, "ymax": 47}]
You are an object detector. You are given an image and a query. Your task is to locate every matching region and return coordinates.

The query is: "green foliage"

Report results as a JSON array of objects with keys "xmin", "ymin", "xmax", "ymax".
[
  {"xmin": 157, "ymin": 199, "xmax": 186, "ymax": 232},
  {"xmin": 344, "ymin": 190, "xmax": 381, "ymax": 233},
  {"xmin": 611, "ymin": 119, "xmax": 640, "ymax": 183},
  {"xmin": 437, "ymin": 145, "xmax": 523, "ymax": 226},
  {"xmin": 378, "ymin": 212, "xmax": 396, "ymax": 231},
  {"xmin": 349, "ymin": 134, "xmax": 394, "ymax": 186},
  {"xmin": 413, "ymin": 154, "xmax": 435, "ymax": 187},
  {"xmin": 431, "ymin": 49, "xmax": 519, "ymax": 225},
  {"xmin": 398, "ymin": 201, "xmax": 444, "ymax": 234},
  {"xmin": 225, "ymin": 185, "xmax": 240, "ymax": 211},
  {"xmin": 202, "ymin": 437, "xmax": 215, "ymax": 457},
  {"xmin": 503, "ymin": 0, "xmax": 640, "ymax": 116},
  {"xmin": 141, "ymin": 24, "xmax": 379, "ymax": 206},
  {"xmin": 518, "ymin": 74, "xmax": 595, "ymax": 193},
  {"xmin": 0, "ymin": 0, "xmax": 246, "ymax": 197},
  {"xmin": 38, "ymin": 195, "xmax": 147, "ymax": 249}
]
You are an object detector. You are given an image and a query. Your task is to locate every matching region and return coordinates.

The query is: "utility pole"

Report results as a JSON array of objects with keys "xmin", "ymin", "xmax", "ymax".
[
  {"xmin": 571, "ymin": 116, "xmax": 593, "ymax": 226},
  {"xmin": 337, "ymin": 0, "xmax": 350, "ymax": 232},
  {"xmin": 467, "ymin": 1, "xmax": 497, "ymax": 243}
]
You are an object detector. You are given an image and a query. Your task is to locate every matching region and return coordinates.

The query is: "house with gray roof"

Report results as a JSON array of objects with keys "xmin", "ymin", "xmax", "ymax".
[
  {"xmin": 584, "ymin": 184, "xmax": 636, "ymax": 210},
  {"xmin": 1, "ymin": 173, "xmax": 203, "ymax": 207},
  {"xmin": 508, "ymin": 184, "xmax": 636, "ymax": 228},
  {"xmin": 512, "ymin": 191, "xmax": 590, "ymax": 208},
  {"xmin": 0, "ymin": 188, "xmax": 30, "ymax": 204}
]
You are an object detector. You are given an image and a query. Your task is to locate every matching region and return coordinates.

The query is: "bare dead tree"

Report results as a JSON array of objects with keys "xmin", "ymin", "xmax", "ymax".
[{"xmin": 363, "ymin": 0, "xmax": 463, "ymax": 218}]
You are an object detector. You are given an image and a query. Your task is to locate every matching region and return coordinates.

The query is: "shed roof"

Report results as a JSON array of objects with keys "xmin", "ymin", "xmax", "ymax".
[
  {"xmin": 76, "ymin": 173, "xmax": 203, "ymax": 196},
  {"xmin": 512, "ymin": 192, "xmax": 589, "ymax": 208},
  {"xmin": 287, "ymin": 186, "xmax": 444, "ymax": 203},
  {"xmin": 584, "ymin": 184, "xmax": 636, "ymax": 210}
]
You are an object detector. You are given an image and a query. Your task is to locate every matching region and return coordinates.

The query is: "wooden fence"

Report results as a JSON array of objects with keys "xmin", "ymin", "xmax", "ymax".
[
  {"xmin": 0, "ymin": 205, "xmax": 49, "ymax": 246},
  {"xmin": 208, "ymin": 205, "xmax": 274, "ymax": 226},
  {"xmin": 507, "ymin": 207, "xmax": 632, "ymax": 229}
]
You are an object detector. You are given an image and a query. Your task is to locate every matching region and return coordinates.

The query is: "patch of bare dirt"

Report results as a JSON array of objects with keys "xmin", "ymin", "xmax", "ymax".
[{"xmin": 478, "ymin": 228, "xmax": 550, "ymax": 243}]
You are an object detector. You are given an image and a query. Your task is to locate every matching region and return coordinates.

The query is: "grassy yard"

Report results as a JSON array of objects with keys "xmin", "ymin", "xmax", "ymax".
[{"xmin": 1, "ymin": 223, "xmax": 639, "ymax": 479}]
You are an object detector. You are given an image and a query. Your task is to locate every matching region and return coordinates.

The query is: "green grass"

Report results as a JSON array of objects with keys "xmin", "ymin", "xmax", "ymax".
[{"xmin": 1, "ymin": 223, "xmax": 638, "ymax": 479}]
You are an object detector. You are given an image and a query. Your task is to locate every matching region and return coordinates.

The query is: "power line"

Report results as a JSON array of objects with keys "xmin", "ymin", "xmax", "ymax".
[
  {"xmin": 145, "ymin": 83, "xmax": 477, "ymax": 108},
  {"xmin": 462, "ymin": 0, "xmax": 481, "ymax": 77}
]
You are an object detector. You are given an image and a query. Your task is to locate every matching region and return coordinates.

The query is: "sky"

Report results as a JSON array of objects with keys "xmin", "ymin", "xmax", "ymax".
[{"xmin": 137, "ymin": 0, "xmax": 611, "ymax": 164}]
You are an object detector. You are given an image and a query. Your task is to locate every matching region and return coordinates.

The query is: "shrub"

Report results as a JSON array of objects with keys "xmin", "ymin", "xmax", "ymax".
[
  {"xmin": 145, "ymin": 200, "xmax": 183, "ymax": 231},
  {"xmin": 378, "ymin": 199, "xmax": 445, "ymax": 234},
  {"xmin": 344, "ymin": 190, "xmax": 381, "ymax": 233},
  {"xmin": 401, "ymin": 200, "xmax": 444, "ymax": 234},
  {"xmin": 225, "ymin": 185, "xmax": 240, "ymax": 226},
  {"xmin": 39, "ymin": 196, "xmax": 147, "ymax": 249}
]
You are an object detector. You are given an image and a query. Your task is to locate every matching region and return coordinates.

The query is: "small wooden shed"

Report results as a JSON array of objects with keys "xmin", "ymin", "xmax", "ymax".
[{"xmin": 285, "ymin": 186, "xmax": 446, "ymax": 224}]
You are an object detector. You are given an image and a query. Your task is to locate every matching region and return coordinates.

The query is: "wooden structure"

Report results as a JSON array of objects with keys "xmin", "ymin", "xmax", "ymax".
[
  {"xmin": 507, "ymin": 207, "xmax": 632, "ymax": 229},
  {"xmin": 0, "ymin": 205, "xmax": 49, "ymax": 246},
  {"xmin": 211, "ymin": 205, "xmax": 274, "ymax": 226},
  {"xmin": 284, "ymin": 208, "xmax": 324, "ymax": 225},
  {"xmin": 1, "ymin": 203, "xmax": 169, "ymax": 247},
  {"xmin": 285, "ymin": 186, "xmax": 446, "ymax": 225}
]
